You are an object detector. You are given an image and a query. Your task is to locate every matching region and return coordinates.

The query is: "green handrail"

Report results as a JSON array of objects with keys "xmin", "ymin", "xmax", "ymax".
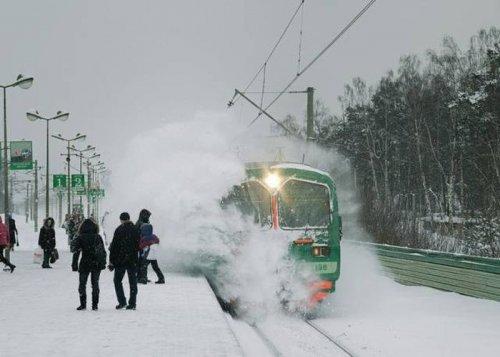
[{"xmin": 345, "ymin": 240, "xmax": 500, "ymax": 301}]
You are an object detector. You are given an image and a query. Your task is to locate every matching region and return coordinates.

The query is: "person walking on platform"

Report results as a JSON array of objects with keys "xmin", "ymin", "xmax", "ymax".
[
  {"xmin": 135, "ymin": 209, "xmax": 151, "ymax": 284},
  {"xmin": 71, "ymin": 219, "xmax": 107, "ymax": 311},
  {"xmin": 109, "ymin": 212, "xmax": 140, "ymax": 310},
  {"xmin": 0, "ymin": 216, "xmax": 15, "ymax": 273},
  {"xmin": 5, "ymin": 215, "xmax": 18, "ymax": 262},
  {"xmin": 39, "ymin": 217, "xmax": 56, "ymax": 269}
]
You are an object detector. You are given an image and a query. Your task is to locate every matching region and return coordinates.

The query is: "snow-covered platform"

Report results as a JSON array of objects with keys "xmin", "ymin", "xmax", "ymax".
[{"xmin": 0, "ymin": 251, "xmax": 242, "ymax": 357}]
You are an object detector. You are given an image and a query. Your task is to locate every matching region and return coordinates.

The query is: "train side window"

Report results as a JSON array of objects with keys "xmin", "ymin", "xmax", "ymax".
[{"xmin": 222, "ymin": 181, "xmax": 272, "ymax": 228}]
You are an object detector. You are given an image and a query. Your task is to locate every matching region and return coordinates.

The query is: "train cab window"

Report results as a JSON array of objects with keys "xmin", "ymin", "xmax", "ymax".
[
  {"xmin": 278, "ymin": 180, "xmax": 330, "ymax": 229},
  {"xmin": 222, "ymin": 181, "xmax": 272, "ymax": 228}
]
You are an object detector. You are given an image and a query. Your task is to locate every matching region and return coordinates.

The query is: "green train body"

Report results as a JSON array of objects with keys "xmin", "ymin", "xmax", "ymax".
[{"xmin": 224, "ymin": 162, "xmax": 342, "ymax": 307}]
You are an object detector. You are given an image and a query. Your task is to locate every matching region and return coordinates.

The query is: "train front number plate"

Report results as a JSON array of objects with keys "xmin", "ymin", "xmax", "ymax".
[{"xmin": 310, "ymin": 262, "xmax": 337, "ymax": 274}]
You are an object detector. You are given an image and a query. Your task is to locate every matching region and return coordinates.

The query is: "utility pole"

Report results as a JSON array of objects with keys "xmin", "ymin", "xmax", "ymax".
[
  {"xmin": 51, "ymin": 133, "xmax": 86, "ymax": 217},
  {"xmin": 69, "ymin": 145, "xmax": 95, "ymax": 209},
  {"xmin": 29, "ymin": 183, "xmax": 33, "ymax": 220},
  {"xmin": 27, "ymin": 111, "xmax": 70, "ymax": 219},
  {"xmin": 87, "ymin": 161, "xmax": 92, "ymax": 217},
  {"xmin": 2, "ymin": 75, "xmax": 34, "ymax": 219},
  {"xmin": 79, "ymin": 153, "xmax": 83, "ymax": 206},
  {"xmin": 83, "ymin": 153, "xmax": 100, "ymax": 217},
  {"xmin": 57, "ymin": 190, "xmax": 63, "ymax": 227},
  {"xmin": 25, "ymin": 182, "xmax": 30, "ymax": 223},
  {"xmin": 34, "ymin": 160, "xmax": 39, "ymax": 232},
  {"xmin": 306, "ymin": 87, "xmax": 314, "ymax": 141},
  {"xmin": 9, "ymin": 175, "xmax": 13, "ymax": 212},
  {"xmin": 66, "ymin": 146, "xmax": 71, "ymax": 216}
]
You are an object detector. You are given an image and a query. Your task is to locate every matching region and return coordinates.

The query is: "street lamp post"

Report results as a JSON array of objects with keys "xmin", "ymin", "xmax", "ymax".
[
  {"xmin": 52, "ymin": 133, "xmax": 86, "ymax": 216},
  {"xmin": 84, "ymin": 153, "xmax": 100, "ymax": 217},
  {"xmin": 26, "ymin": 160, "xmax": 42, "ymax": 232},
  {"xmin": 70, "ymin": 145, "xmax": 95, "ymax": 207},
  {"xmin": 27, "ymin": 111, "xmax": 69, "ymax": 219},
  {"xmin": 94, "ymin": 165, "xmax": 107, "ymax": 222},
  {"xmin": 1, "ymin": 75, "xmax": 34, "ymax": 218}
]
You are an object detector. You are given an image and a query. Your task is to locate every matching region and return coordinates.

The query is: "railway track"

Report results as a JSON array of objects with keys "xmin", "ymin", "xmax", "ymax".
[
  {"xmin": 304, "ymin": 319, "xmax": 355, "ymax": 357},
  {"xmin": 207, "ymin": 276, "xmax": 356, "ymax": 356},
  {"xmin": 249, "ymin": 323, "xmax": 283, "ymax": 357},
  {"xmin": 247, "ymin": 318, "xmax": 355, "ymax": 357}
]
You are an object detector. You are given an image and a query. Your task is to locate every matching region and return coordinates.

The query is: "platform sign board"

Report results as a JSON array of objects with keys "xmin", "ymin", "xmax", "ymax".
[
  {"xmin": 75, "ymin": 188, "xmax": 86, "ymax": 196},
  {"xmin": 71, "ymin": 174, "xmax": 85, "ymax": 188},
  {"xmin": 53, "ymin": 174, "xmax": 67, "ymax": 188},
  {"xmin": 89, "ymin": 188, "xmax": 105, "ymax": 198},
  {"xmin": 10, "ymin": 141, "xmax": 33, "ymax": 170}
]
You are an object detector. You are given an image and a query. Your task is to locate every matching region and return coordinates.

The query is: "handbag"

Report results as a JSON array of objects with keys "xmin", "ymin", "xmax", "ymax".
[{"xmin": 50, "ymin": 248, "xmax": 59, "ymax": 264}]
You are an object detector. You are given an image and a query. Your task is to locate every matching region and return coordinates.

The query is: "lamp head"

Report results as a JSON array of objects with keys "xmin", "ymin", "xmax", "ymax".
[
  {"xmin": 16, "ymin": 74, "xmax": 34, "ymax": 90},
  {"xmin": 26, "ymin": 111, "xmax": 40, "ymax": 122},
  {"xmin": 55, "ymin": 111, "xmax": 69, "ymax": 122}
]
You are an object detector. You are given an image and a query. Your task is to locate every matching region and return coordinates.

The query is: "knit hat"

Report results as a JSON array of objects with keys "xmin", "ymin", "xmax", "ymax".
[{"xmin": 119, "ymin": 212, "xmax": 130, "ymax": 221}]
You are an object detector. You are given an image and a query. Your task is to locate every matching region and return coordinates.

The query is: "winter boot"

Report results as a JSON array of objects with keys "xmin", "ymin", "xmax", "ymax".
[
  {"xmin": 10, "ymin": 264, "xmax": 15, "ymax": 273},
  {"xmin": 126, "ymin": 305, "xmax": 136, "ymax": 310},
  {"xmin": 115, "ymin": 304, "xmax": 126, "ymax": 310},
  {"xmin": 92, "ymin": 292, "xmax": 99, "ymax": 311},
  {"xmin": 77, "ymin": 296, "xmax": 86, "ymax": 310},
  {"xmin": 155, "ymin": 279, "xmax": 165, "ymax": 284},
  {"xmin": 92, "ymin": 298, "xmax": 98, "ymax": 311}
]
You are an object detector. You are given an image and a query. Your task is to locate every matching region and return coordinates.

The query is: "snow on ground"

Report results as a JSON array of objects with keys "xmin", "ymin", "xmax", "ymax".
[
  {"xmin": 3, "ymin": 215, "xmax": 500, "ymax": 357},
  {"xmin": 314, "ymin": 243, "xmax": 500, "ymax": 357},
  {"xmin": 224, "ymin": 243, "xmax": 500, "ymax": 357},
  {"xmin": 0, "ymin": 217, "xmax": 242, "ymax": 357}
]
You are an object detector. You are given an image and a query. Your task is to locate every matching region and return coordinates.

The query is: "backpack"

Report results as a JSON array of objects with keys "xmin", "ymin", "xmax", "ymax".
[{"xmin": 94, "ymin": 236, "xmax": 107, "ymax": 270}]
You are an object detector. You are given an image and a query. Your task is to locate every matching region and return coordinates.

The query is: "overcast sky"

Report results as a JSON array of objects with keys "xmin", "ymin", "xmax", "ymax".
[{"xmin": 1, "ymin": 0, "xmax": 499, "ymax": 175}]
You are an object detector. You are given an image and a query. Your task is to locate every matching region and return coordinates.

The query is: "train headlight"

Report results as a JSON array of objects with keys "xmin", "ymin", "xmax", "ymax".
[
  {"xmin": 312, "ymin": 245, "xmax": 330, "ymax": 257},
  {"xmin": 264, "ymin": 173, "xmax": 281, "ymax": 189}
]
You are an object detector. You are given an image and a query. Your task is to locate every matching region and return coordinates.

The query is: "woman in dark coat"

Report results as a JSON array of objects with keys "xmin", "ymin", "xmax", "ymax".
[
  {"xmin": 71, "ymin": 219, "xmax": 106, "ymax": 311},
  {"xmin": 5, "ymin": 215, "xmax": 18, "ymax": 262},
  {"xmin": 38, "ymin": 217, "xmax": 56, "ymax": 269}
]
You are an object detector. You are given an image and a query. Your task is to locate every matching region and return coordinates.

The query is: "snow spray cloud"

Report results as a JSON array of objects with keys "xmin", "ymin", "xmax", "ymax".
[
  {"xmin": 105, "ymin": 113, "xmax": 315, "ymax": 316},
  {"xmin": 106, "ymin": 112, "xmax": 245, "ymax": 269},
  {"xmin": 106, "ymin": 114, "xmax": 379, "ymax": 319}
]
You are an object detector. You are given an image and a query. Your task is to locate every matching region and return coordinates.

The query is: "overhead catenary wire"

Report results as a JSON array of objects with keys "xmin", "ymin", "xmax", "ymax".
[
  {"xmin": 247, "ymin": 0, "xmax": 377, "ymax": 128},
  {"xmin": 228, "ymin": 0, "xmax": 306, "ymax": 107},
  {"xmin": 297, "ymin": 0, "xmax": 306, "ymax": 75}
]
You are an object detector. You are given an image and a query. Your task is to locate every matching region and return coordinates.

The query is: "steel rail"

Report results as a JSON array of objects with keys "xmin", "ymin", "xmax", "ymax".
[{"xmin": 304, "ymin": 319, "xmax": 356, "ymax": 357}]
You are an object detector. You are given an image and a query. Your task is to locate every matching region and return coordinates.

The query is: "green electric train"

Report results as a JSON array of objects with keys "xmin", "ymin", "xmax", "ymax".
[{"xmin": 222, "ymin": 162, "xmax": 342, "ymax": 309}]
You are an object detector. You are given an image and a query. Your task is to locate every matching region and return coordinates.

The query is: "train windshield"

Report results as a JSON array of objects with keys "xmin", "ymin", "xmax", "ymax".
[
  {"xmin": 223, "ymin": 181, "xmax": 272, "ymax": 228},
  {"xmin": 278, "ymin": 180, "xmax": 330, "ymax": 229}
]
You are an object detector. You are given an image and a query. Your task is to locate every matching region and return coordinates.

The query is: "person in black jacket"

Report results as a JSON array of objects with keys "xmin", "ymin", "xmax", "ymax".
[
  {"xmin": 135, "ymin": 209, "xmax": 151, "ymax": 284},
  {"xmin": 109, "ymin": 212, "xmax": 140, "ymax": 310},
  {"xmin": 38, "ymin": 217, "xmax": 56, "ymax": 269},
  {"xmin": 5, "ymin": 215, "xmax": 18, "ymax": 262},
  {"xmin": 71, "ymin": 219, "xmax": 106, "ymax": 311}
]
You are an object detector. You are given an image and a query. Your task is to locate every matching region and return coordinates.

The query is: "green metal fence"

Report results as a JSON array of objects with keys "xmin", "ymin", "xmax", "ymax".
[{"xmin": 346, "ymin": 241, "xmax": 500, "ymax": 302}]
